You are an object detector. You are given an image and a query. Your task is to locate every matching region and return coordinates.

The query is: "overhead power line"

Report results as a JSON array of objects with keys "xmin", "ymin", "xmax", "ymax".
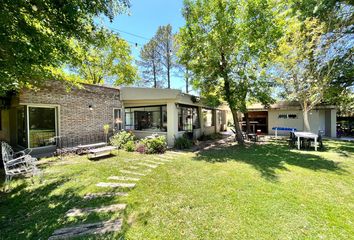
[{"xmin": 110, "ymin": 27, "xmax": 151, "ymax": 40}]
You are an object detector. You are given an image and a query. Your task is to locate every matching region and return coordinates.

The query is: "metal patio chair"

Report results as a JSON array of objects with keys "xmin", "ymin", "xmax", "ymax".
[{"xmin": 1, "ymin": 142, "xmax": 41, "ymax": 191}]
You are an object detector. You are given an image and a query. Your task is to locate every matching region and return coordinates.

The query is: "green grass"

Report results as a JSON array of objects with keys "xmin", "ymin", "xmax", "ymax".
[{"xmin": 0, "ymin": 140, "xmax": 353, "ymax": 239}]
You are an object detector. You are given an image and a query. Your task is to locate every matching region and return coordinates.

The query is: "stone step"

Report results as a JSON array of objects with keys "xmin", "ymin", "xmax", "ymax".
[
  {"xmin": 96, "ymin": 182, "xmax": 136, "ymax": 188},
  {"xmin": 66, "ymin": 204, "xmax": 126, "ymax": 217},
  {"xmin": 120, "ymin": 170, "xmax": 146, "ymax": 176},
  {"xmin": 48, "ymin": 219, "xmax": 122, "ymax": 240},
  {"xmin": 83, "ymin": 192, "xmax": 128, "ymax": 200},
  {"xmin": 135, "ymin": 162, "xmax": 158, "ymax": 168},
  {"xmin": 108, "ymin": 176, "xmax": 140, "ymax": 181},
  {"xmin": 144, "ymin": 160, "xmax": 164, "ymax": 165}
]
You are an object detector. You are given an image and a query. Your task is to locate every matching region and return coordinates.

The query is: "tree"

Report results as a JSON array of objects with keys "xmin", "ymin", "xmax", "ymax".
[
  {"xmin": 155, "ymin": 24, "xmax": 176, "ymax": 89},
  {"xmin": 137, "ymin": 38, "xmax": 163, "ymax": 88},
  {"xmin": 274, "ymin": 17, "xmax": 334, "ymax": 131},
  {"xmin": 0, "ymin": 0, "xmax": 130, "ymax": 95},
  {"xmin": 289, "ymin": 0, "xmax": 354, "ymax": 115},
  {"xmin": 178, "ymin": 0, "xmax": 281, "ymax": 143},
  {"xmin": 70, "ymin": 31, "xmax": 138, "ymax": 85}
]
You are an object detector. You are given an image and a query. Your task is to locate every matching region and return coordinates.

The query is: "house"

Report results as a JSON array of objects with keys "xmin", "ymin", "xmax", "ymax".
[
  {"xmin": 0, "ymin": 81, "xmax": 227, "ymax": 155},
  {"xmin": 241, "ymin": 102, "xmax": 337, "ymax": 137}
]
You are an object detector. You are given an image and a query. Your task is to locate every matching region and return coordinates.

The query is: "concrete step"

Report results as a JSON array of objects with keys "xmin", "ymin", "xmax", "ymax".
[
  {"xmin": 66, "ymin": 204, "xmax": 127, "ymax": 217},
  {"xmin": 49, "ymin": 219, "xmax": 122, "ymax": 240},
  {"xmin": 96, "ymin": 182, "xmax": 136, "ymax": 188},
  {"xmin": 83, "ymin": 192, "xmax": 128, "ymax": 200},
  {"xmin": 108, "ymin": 176, "xmax": 140, "ymax": 181}
]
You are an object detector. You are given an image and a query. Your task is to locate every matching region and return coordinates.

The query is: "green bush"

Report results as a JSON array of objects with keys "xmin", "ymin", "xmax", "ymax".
[
  {"xmin": 141, "ymin": 134, "xmax": 167, "ymax": 154},
  {"xmin": 110, "ymin": 130, "xmax": 135, "ymax": 149},
  {"xmin": 174, "ymin": 135, "xmax": 192, "ymax": 149},
  {"xmin": 124, "ymin": 140, "xmax": 136, "ymax": 152}
]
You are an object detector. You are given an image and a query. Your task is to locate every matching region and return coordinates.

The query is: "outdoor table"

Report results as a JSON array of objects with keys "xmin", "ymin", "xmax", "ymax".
[{"xmin": 293, "ymin": 132, "xmax": 318, "ymax": 151}]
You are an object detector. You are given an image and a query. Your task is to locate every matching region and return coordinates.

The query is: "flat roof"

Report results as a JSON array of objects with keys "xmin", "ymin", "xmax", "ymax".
[{"xmin": 247, "ymin": 101, "xmax": 336, "ymax": 110}]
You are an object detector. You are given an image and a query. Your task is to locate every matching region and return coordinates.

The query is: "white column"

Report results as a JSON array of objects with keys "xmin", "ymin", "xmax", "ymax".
[
  {"xmin": 330, "ymin": 109, "xmax": 337, "ymax": 138},
  {"xmin": 166, "ymin": 102, "xmax": 178, "ymax": 147}
]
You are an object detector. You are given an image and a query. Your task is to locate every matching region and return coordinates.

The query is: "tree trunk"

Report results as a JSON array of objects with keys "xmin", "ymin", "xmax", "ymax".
[
  {"xmin": 303, "ymin": 108, "xmax": 311, "ymax": 132},
  {"xmin": 167, "ymin": 66, "xmax": 170, "ymax": 89},
  {"xmin": 185, "ymin": 69, "xmax": 189, "ymax": 93},
  {"xmin": 231, "ymin": 108, "xmax": 245, "ymax": 144},
  {"xmin": 153, "ymin": 63, "xmax": 157, "ymax": 88}
]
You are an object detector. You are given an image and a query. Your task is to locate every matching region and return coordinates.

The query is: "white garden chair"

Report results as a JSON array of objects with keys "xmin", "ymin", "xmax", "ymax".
[{"xmin": 1, "ymin": 142, "xmax": 41, "ymax": 190}]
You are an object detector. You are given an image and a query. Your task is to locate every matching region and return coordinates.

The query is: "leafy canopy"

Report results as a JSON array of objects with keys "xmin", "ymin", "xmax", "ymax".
[
  {"xmin": 0, "ymin": 0, "xmax": 130, "ymax": 95},
  {"xmin": 70, "ymin": 30, "xmax": 138, "ymax": 85},
  {"xmin": 178, "ymin": 0, "xmax": 281, "ymax": 142}
]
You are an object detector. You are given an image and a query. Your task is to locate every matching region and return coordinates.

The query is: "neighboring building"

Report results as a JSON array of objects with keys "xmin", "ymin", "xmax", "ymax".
[
  {"xmin": 242, "ymin": 102, "xmax": 337, "ymax": 137},
  {"xmin": 0, "ymin": 82, "xmax": 227, "ymax": 154}
]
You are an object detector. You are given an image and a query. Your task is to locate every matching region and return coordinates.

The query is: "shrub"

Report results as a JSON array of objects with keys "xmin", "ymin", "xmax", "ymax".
[
  {"xmin": 135, "ymin": 142, "xmax": 146, "ymax": 154},
  {"xmin": 174, "ymin": 135, "xmax": 192, "ymax": 149},
  {"xmin": 141, "ymin": 134, "xmax": 167, "ymax": 154},
  {"xmin": 110, "ymin": 130, "xmax": 135, "ymax": 149},
  {"xmin": 124, "ymin": 140, "xmax": 136, "ymax": 152}
]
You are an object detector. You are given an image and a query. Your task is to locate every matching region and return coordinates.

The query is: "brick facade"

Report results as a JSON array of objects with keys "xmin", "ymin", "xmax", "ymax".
[{"xmin": 18, "ymin": 81, "xmax": 121, "ymax": 140}]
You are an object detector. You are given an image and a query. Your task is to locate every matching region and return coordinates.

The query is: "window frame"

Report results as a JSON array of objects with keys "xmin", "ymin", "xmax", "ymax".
[
  {"xmin": 202, "ymin": 108, "xmax": 215, "ymax": 127},
  {"xmin": 124, "ymin": 105, "xmax": 167, "ymax": 132},
  {"xmin": 178, "ymin": 104, "xmax": 200, "ymax": 132},
  {"xmin": 26, "ymin": 104, "xmax": 59, "ymax": 148},
  {"xmin": 113, "ymin": 108, "xmax": 123, "ymax": 132}
]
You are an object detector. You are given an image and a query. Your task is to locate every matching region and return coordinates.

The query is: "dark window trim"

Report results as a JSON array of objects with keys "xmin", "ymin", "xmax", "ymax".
[{"xmin": 124, "ymin": 105, "xmax": 167, "ymax": 132}]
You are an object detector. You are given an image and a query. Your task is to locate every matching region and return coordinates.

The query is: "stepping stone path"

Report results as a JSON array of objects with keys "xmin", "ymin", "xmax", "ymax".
[
  {"xmin": 136, "ymin": 162, "xmax": 158, "ymax": 168},
  {"xmin": 66, "ymin": 204, "xmax": 127, "ymax": 217},
  {"xmin": 127, "ymin": 165, "xmax": 140, "ymax": 170},
  {"xmin": 48, "ymin": 219, "xmax": 123, "ymax": 240},
  {"xmin": 144, "ymin": 160, "xmax": 164, "ymax": 165},
  {"xmin": 96, "ymin": 182, "xmax": 136, "ymax": 188},
  {"xmin": 120, "ymin": 170, "xmax": 146, "ymax": 176},
  {"xmin": 153, "ymin": 158, "xmax": 172, "ymax": 163},
  {"xmin": 83, "ymin": 192, "xmax": 128, "ymax": 200},
  {"xmin": 108, "ymin": 176, "xmax": 140, "ymax": 181},
  {"xmin": 50, "ymin": 151, "xmax": 180, "ymax": 239}
]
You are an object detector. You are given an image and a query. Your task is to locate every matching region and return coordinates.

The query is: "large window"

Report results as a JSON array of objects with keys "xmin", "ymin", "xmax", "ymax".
[
  {"xmin": 28, "ymin": 106, "xmax": 57, "ymax": 148},
  {"xmin": 125, "ymin": 105, "xmax": 167, "ymax": 132},
  {"xmin": 203, "ymin": 109, "xmax": 215, "ymax": 127},
  {"xmin": 178, "ymin": 105, "xmax": 200, "ymax": 131}
]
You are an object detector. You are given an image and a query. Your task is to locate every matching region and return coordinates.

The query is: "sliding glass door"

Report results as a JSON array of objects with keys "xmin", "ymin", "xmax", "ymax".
[{"xmin": 28, "ymin": 106, "xmax": 57, "ymax": 148}]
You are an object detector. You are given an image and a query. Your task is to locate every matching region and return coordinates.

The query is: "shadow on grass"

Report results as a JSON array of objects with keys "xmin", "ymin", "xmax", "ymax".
[
  {"xmin": 0, "ymin": 174, "xmax": 124, "ymax": 240},
  {"xmin": 323, "ymin": 140, "xmax": 354, "ymax": 158},
  {"xmin": 193, "ymin": 141, "xmax": 346, "ymax": 181}
]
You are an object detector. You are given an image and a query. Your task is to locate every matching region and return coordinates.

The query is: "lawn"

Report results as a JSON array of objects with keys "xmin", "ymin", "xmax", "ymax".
[{"xmin": 0, "ymin": 140, "xmax": 353, "ymax": 239}]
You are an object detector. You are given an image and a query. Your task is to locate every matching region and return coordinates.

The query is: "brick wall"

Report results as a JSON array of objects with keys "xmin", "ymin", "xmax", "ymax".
[{"xmin": 19, "ymin": 81, "xmax": 122, "ymax": 140}]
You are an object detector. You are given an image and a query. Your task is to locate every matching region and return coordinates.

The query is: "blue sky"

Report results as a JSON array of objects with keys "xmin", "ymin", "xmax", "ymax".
[{"xmin": 103, "ymin": 0, "xmax": 187, "ymax": 91}]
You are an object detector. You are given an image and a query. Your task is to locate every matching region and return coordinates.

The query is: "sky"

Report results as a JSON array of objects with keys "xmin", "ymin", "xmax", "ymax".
[{"xmin": 103, "ymin": 0, "xmax": 187, "ymax": 91}]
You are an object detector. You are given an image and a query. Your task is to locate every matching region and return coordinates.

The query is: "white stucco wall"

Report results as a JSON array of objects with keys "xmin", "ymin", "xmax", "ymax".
[
  {"xmin": 267, "ymin": 108, "xmax": 337, "ymax": 137},
  {"xmin": 268, "ymin": 109, "xmax": 323, "ymax": 135},
  {"xmin": 268, "ymin": 109, "xmax": 303, "ymax": 135}
]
